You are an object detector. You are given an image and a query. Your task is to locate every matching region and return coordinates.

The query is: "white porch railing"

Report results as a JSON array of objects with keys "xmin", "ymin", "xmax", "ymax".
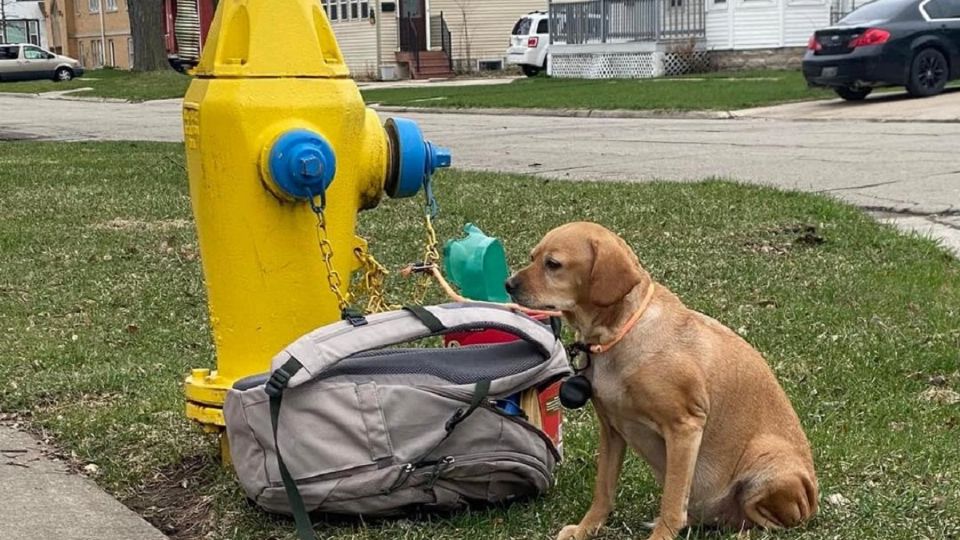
[{"xmin": 548, "ymin": 0, "xmax": 706, "ymax": 45}]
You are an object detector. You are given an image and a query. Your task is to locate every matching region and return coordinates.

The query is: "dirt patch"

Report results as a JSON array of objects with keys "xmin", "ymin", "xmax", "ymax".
[
  {"xmin": 92, "ymin": 218, "xmax": 191, "ymax": 232},
  {"xmin": 745, "ymin": 223, "xmax": 826, "ymax": 255},
  {"xmin": 124, "ymin": 455, "xmax": 218, "ymax": 539}
]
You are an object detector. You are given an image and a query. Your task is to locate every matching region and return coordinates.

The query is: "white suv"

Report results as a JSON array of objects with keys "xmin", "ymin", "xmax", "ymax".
[{"xmin": 506, "ymin": 11, "xmax": 549, "ymax": 77}]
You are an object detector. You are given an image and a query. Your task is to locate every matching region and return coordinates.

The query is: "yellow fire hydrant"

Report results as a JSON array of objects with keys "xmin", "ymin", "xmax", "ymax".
[{"xmin": 181, "ymin": 0, "xmax": 450, "ymax": 458}]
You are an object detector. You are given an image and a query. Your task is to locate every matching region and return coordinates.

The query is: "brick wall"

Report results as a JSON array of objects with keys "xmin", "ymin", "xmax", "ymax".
[{"xmin": 48, "ymin": 0, "xmax": 133, "ymax": 69}]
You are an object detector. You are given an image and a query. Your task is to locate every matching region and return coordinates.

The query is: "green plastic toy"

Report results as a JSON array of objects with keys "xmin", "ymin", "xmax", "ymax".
[{"xmin": 443, "ymin": 223, "xmax": 511, "ymax": 302}]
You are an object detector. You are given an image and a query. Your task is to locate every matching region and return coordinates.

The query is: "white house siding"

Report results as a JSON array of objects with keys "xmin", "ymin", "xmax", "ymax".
[
  {"xmin": 705, "ymin": 3, "xmax": 732, "ymax": 49},
  {"xmin": 3, "ymin": 0, "xmax": 48, "ymax": 48},
  {"xmin": 428, "ymin": 0, "xmax": 546, "ymax": 67},
  {"xmin": 705, "ymin": 0, "xmax": 828, "ymax": 50},
  {"xmin": 333, "ymin": 20, "xmax": 378, "ymax": 76},
  {"xmin": 783, "ymin": 1, "xmax": 828, "ymax": 45}
]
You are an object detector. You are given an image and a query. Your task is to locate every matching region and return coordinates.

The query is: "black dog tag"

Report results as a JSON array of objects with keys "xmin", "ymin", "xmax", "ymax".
[{"xmin": 559, "ymin": 375, "xmax": 592, "ymax": 409}]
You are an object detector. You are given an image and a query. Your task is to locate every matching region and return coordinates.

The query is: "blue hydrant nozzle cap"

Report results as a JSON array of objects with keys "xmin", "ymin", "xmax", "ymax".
[
  {"xmin": 267, "ymin": 129, "xmax": 337, "ymax": 200},
  {"xmin": 426, "ymin": 142, "xmax": 452, "ymax": 174},
  {"xmin": 384, "ymin": 117, "xmax": 452, "ymax": 199}
]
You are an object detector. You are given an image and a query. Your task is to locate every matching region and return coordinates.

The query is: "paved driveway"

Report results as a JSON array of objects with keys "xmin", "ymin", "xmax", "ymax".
[
  {"xmin": 1, "ymin": 93, "xmax": 957, "ymax": 251},
  {"xmin": 735, "ymin": 88, "xmax": 960, "ymax": 122}
]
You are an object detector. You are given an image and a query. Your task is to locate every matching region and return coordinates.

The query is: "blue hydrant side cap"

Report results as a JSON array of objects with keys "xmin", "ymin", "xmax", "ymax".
[
  {"xmin": 268, "ymin": 129, "xmax": 336, "ymax": 200},
  {"xmin": 386, "ymin": 117, "xmax": 452, "ymax": 199}
]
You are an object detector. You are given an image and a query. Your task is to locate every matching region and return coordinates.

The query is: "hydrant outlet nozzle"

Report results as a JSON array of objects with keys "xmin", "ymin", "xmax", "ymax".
[
  {"xmin": 427, "ymin": 142, "xmax": 452, "ymax": 174},
  {"xmin": 266, "ymin": 129, "xmax": 337, "ymax": 200},
  {"xmin": 384, "ymin": 117, "xmax": 453, "ymax": 199}
]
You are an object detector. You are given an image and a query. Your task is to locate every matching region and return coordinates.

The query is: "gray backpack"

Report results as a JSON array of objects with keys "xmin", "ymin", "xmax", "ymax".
[{"xmin": 223, "ymin": 303, "xmax": 571, "ymax": 538}]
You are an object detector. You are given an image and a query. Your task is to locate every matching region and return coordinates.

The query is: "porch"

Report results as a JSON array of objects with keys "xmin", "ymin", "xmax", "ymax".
[
  {"xmin": 547, "ymin": 0, "xmax": 708, "ymax": 79},
  {"xmin": 395, "ymin": 0, "xmax": 455, "ymax": 79}
]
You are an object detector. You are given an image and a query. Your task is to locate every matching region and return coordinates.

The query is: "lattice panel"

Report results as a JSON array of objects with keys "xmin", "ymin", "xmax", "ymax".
[
  {"xmin": 549, "ymin": 52, "xmax": 659, "ymax": 79},
  {"xmin": 662, "ymin": 51, "xmax": 710, "ymax": 76}
]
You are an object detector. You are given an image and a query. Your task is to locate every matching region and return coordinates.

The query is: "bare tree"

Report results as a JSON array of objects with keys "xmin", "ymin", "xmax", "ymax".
[
  {"xmin": 451, "ymin": 0, "xmax": 474, "ymax": 72},
  {"xmin": 127, "ymin": 0, "xmax": 169, "ymax": 70},
  {"xmin": 1, "ymin": 0, "xmax": 14, "ymax": 43}
]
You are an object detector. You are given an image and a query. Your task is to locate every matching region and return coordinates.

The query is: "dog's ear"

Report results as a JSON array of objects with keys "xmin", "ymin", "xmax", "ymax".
[{"xmin": 588, "ymin": 235, "xmax": 642, "ymax": 307}]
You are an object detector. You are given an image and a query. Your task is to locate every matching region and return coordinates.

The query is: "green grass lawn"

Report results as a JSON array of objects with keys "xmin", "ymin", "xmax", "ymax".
[
  {"xmin": 1, "ymin": 142, "xmax": 958, "ymax": 540},
  {"xmin": 0, "ymin": 68, "xmax": 191, "ymax": 102},
  {"xmin": 362, "ymin": 70, "xmax": 832, "ymax": 111}
]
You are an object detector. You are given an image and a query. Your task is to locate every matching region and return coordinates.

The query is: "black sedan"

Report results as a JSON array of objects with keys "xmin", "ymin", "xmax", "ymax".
[{"xmin": 803, "ymin": 0, "xmax": 959, "ymax": 100}]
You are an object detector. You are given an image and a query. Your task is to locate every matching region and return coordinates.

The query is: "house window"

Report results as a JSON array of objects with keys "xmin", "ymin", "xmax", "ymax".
[
  {"xmin": 91, "ymin": 39, "xmax": 104, "ymax": 66},
  {"xmin": 89, "ymin": 0, "xmax": 100, "ymax": 13},
  {"xmin": 79, "ymin": 41, "xmax": 85, "ymax": 65},
  {"xmin": 106, "ymin": 0, "xmax": 118, "ymax": 11},
  {"xmin": 321, "ymin": 0, "xmax": 371, "ymax": 22},
  {"xmin": 1, "ymin": 20, "xmax": 41, "ymax": 45},
  {"xmin": 128, "ymin": 37, "xmax": 134, "ymax": 68},
  {"xmin": 108, "ymin": 39, "xmax": 116, "ymax": 66}
]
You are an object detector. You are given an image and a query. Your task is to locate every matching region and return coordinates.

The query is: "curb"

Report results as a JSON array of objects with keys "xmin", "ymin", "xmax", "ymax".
[
  {"xmin": 0, "ymin": 91, "xmax": 130, "ymax": 104},
  {"xmin": 369, "ymin": 104, "xmax": 734, "ymax": 120}
]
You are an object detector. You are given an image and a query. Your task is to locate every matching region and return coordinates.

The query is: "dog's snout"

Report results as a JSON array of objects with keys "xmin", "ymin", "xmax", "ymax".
[{"xmin": 505, "ymin": 276, "xmax": 520, "ymax": 296}]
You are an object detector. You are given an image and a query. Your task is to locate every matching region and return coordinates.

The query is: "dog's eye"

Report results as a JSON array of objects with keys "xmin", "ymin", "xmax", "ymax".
[{"xmin": 545, "ymin": 258, "xmax": 562, "ymax": 270}]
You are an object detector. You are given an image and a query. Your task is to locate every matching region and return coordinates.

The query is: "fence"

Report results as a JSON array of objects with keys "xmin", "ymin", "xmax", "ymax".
[{"xmin": 548, "ymin": 0, "xmax": 705, "ymax": 45}]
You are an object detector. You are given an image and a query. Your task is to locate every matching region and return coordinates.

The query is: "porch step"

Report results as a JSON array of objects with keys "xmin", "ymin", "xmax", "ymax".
[{"xmin": 396, "ymin": 51, "xmax": 454, "ymax": 79}]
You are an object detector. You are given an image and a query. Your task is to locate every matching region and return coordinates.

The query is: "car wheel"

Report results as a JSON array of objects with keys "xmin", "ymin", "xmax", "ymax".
[
  {"xmin": 906, "ymin": 48, "xmax": 948, "ymax": 97},
  {"xmin": 54, "ymin": 67, "xmax": 74, "ymax": 82},
  {"xmin": 834, "ymin": 86, "xmax": 872, "ymax": 101},
  {"xmin": 521, "ymin": 65, "xmax": 540, "ymax": 77}
]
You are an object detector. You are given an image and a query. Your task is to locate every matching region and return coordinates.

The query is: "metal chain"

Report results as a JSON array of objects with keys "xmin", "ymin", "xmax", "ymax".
[
  {"xmin": 353, "ymin": 245, "xmax": 400, "ymax": 313},
  {"xmin": 308, "ymin": 195, "xmax": 352, "ymax": 312},
  {"xmin": 412, "ymin": 179, "xmax": 442, "ymax": 304},
  {"xmin": 305, "ymin": 174, "xmax": 442, "ymax": 313}
]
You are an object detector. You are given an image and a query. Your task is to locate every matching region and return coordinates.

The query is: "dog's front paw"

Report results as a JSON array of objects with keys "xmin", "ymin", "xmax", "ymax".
[
  {"xmin": 556, "ymin": 524, "xmax": 584, "ymax": 540},
  {"xmin": 644, "ymin": 519, "xmax": 683, "ymax": 540}
]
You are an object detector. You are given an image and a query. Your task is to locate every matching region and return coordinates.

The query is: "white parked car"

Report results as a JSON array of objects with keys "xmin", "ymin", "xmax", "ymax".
[
  {"xmin": 506, "ymin": 11, "xmax": 549, "ymax": 77},
  {"xmin": 0, "ymin": 43, "xmax": 84, "ymax": 82}
]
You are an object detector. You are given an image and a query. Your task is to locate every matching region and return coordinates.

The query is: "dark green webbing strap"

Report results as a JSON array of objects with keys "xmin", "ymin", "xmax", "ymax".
[
  {"xmin": 549, "ymin": 316, "xmax": 563, "ymax": 340},
  {"xmin": 445, "ymin": 379, "xmax": 491, "ymax": 432},
  {"xmin": 265, "ymin": 358, "xmax": 314, "ymax": 540},
  {"xmin": 408, "ymin": 379, "xmax": 491, "ymax": 471},
  {"xmin": 402, "ymin": 305, "xmax": 446, "ymax": 333}
]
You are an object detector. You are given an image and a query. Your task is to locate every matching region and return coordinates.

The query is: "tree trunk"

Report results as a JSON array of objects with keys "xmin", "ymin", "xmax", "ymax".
[{"xmin": 127, "ymin": 0, "xmax": 169, "ymax": 71}]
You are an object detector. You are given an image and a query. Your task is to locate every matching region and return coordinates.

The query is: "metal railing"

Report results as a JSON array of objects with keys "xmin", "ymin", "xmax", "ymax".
[
  {"xmin": 440, "ymin": 12, "xmax": 453, "ymax": 71},
  {"xmin": 399, "ymin": 17, "xmax": 420, "ymax": 72},
  {"xmin": 829, "ymin": 0, "xmax": 855, "ymax": 24},
  {"xmin": 548, "ymin": 0, "xmax": 705, "ymax": 45},
  {"xmin": 429, "ymin": 12, "xmax": 455, "ymax": 70}
]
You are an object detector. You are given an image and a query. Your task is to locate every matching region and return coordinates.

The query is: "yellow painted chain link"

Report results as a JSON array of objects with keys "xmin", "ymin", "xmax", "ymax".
[
  {"xmin": 412, "ymin": 213, "xmax": 441, "ymax": 304},
  {"xmin": 311, "ymin": 207, "xmax": 352, "ymax": 312},
  {"xmin": 353, "ymin": 245, "xmax": 401, "ymax": 313},
  {"xmin": 310, "ymin": 195, "xmax": 442, "ymax": 314}
]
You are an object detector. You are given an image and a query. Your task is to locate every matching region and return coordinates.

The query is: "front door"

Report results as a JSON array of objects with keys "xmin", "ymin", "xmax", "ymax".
[{"xmin": 399, "ymin": 0, "xmax": 427, "ymax": 51}]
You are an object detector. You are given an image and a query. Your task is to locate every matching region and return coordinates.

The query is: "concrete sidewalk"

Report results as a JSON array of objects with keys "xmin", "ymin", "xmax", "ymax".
[{"xmin": 0, "ymin": 425, "xmax": 167, "ymax": 540}]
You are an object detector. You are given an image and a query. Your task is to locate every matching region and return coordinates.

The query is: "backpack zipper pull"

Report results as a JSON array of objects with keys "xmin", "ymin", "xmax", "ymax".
[
  {"xmin": 384, "ymin": 463, "xmax": 415, "ymax": 494},
  {"xmin": 426, "ymin": 456, "xmax": 455, "ymax": 489}
]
